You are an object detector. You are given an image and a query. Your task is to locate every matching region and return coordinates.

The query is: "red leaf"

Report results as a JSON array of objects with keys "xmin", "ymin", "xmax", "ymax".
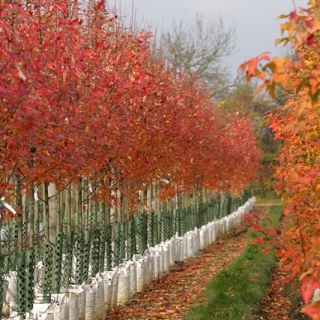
[
  {"xmin": 55, "ymin": 2, "xmax": 67, "ymax": 15},
  {"xmin": 301, "ymin": 281, "xmax": 320, "ymax": 303},
  {"xmin": 17, "ymin": 7, "xmax": 27, "ymax": 16},
  {"xmin": 268, "ymin": 226, "xmax": 278, "ymax": 237},
  {"xmin": 97, "ymin": 1, "xmax": 104, "ymax": 10},
  {"xmin": 289, "ymin": 11, "xmax": 297, "ymax": 20},
  {"xmin": 301, "ymin": 302, "xmax": 320, "ymax": 319},
  {"xmin": 7, "ymin": 141, "xmax": 15, "ymax": 151},
  {"xmin": 70, "ymin": 19, "xmax": 79, "ymax": 26},
  {"xmin": 306, "ymin": 34, "xmax": 315, "ymax": 46},
  {"xmin": 0, "ymin": 22, "xmax": 11, "ymax": 38}
]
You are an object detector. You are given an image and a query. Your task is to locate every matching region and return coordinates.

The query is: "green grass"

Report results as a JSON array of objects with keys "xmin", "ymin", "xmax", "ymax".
[
  {"xmin": 186, "ymin": 205, "xmax": 282, "ymax": 320},
  {"xmin": 255, "ymin": 195, "xmax": 282, "ymax": 205}
]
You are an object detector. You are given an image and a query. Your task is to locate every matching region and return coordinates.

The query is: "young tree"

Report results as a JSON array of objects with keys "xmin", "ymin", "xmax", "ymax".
[{"xmin": 239, "ymin": 2, "xmax": 320, "ymax": 318}]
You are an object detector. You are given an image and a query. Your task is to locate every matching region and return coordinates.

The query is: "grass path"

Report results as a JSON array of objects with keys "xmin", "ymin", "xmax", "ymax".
[{"xmin": 186, "ymin": 205, "xmax": 282, "ymax": 320}]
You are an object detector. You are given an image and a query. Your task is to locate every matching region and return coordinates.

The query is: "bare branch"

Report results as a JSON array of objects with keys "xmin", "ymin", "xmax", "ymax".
[{"xmin": 161, "ymin": 14, "xmax": 237, "ymax": 100}]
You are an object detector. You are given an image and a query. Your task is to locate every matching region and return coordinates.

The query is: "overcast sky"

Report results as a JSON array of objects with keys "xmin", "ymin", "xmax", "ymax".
[{"xmin": 108, "ymin": 0, "xmax": 308, "ymax": 77}]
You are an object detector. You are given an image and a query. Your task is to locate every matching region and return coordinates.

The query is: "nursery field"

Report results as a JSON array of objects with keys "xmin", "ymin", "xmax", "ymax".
[{"xmin": 107, "ymin": 205, "xmax": 309, "ymax": 320}]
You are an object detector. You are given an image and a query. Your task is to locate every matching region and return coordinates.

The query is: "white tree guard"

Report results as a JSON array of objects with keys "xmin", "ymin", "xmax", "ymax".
[
  {"xmin": 3, "ymin": 271, "xmax": 18, "ymax": 316},
  {"xmin": 199, "ymin": 227, "xmax": 206, "ymax": 250},
  {"xmin": 30, "ymin": 302, "xmax": 52, "ymax": 320},
  {"xmin": 153, "ymin": 251, "xmax": 160, "ymax": 280},
  {"xmin": 95, "ymin": 274, "xmax": 105, "ymax": 319},
  {"xmin": 144, "ymin": 253, "xmax": 153, "ymax": 286},
  {"xmin": 68, "ymin": 292, "xmax": 79, "ymax": 320},
  {"xmin": 110, "ymin": 269, "xmax": 119, "ymax": 308},
  {"xmin": 179, "ymin": 238, "xmax": 185, "ymax": 261},
  {"xmin": 169, "ymin": 239, "xmax": 176, "ymax": 265},
  {"xmin": 129, "ymin": 262, "xmax": 137, "ymax": 296},
  {"xmin": 135, "ymin": 257, "xmax": 146, "ymax": 293},
  {"xmin": 60, "ymin": 295, "xmax": 69, "ymax": 319},
  {"xmin": 163, "ymin": 244, "xmax": 170, "ymax": 273},
  {"xmin": 84, "ymin": 285, "xmax": 96, "ymax": 320},
  {"xmin": 102, "ymin": 271, "xmax": 113, "ymax": 314},
  {"xmin": 186, "ymin": 234, "xmax": 194, "ymax": 258},
  {"xmin": 117, "ymin": 266, "xmax": 130, "ymax": 306}
]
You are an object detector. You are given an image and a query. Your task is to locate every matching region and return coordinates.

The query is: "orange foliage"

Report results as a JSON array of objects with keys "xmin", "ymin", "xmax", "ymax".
[{"xmin": 240, "ymin": 1, "xmax": 320, "ymax": 318}]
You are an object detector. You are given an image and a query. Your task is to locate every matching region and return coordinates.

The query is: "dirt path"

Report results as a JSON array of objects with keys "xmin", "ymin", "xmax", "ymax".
[{"xmin": 107, "ymin": 206, "xmax": 270, "ymax": 320}]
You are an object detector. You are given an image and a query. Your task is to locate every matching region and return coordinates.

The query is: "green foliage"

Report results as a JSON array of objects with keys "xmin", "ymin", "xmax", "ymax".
[{"xmin": 186, "ymin": 205, "xmax": 282, "ymax": 320}]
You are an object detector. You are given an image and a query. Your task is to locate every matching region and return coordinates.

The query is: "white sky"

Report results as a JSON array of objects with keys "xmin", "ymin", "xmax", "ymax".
[{"xmin": 107, "ymin": 0, "xmax": 308, "ymax": 77}]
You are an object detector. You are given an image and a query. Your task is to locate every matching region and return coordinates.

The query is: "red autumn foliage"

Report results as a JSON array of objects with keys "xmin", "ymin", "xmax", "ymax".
[{"xmin": 0, "ymin": 0, "xmax": 259, "ymax": 208}]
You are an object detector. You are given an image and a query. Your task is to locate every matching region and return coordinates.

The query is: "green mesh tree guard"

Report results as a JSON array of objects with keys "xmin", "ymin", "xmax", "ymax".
[
  {"xmin": 201, "ymin": 203, "xmax": 204, "ymax": 226},
  {"xmin": 25, "ymin": 250, "xmax": 34, "ymax": 312},
  {"xmin": 135, "ymin": 216, "xmax": 145, "ymax": 254},
  {"xmin": 98, "ymin": 228, "xmax": 106, "ymax": 273},
  {"xmin": 120, "ymin": 222, "xmax": 126, "ymax": 262},
  {"xmin": 176, "ymin": 208, "xmax": 181, "ymax": 237},
  {"xmin": 141, "ymin": 213, "xmax": 148, "ymax": 252},
  {"xmin": 75, "ymin": 234, "xmax": 83, "ymax": 284},
  {"xmin": 11, "ymin": 221, "xmax": 18, "ymax": 271},
  {"xmin": 163, "ymin": 211, "xmax": 170, "ymax": 241},
  {"xmin": 208, "ymin": 202, "xmax": 214, "ymax": 223},
  {"xmin": 194, "ymin": 204, "xmax": 199, "ymax": 229},
  {"xmin": 4, "ymin": 226, "xmax": 11, "ymax": 273},
  {"xmin": 105, "ymin": 225, "xmax": 112, "ymax": 270},
  {"xmin": 157, "ymin": 211, "xmax": 163, "ymax": 242},
  {"xmin": 89, "ymin": 211, "xmax": 94, "ymax": 228},
  {"xmin": 52, "ymin": 232, "xmax": 63, "ymax": 293},
  {"xmin": 219, "ymin": 199, "xmax": 224, "ymax": 219},
  {"xmin": 243, "ymin": 190, "xmax": 251, "ymax": 203},
  {"xmin": 227, "ymin": 196, "xmax": 232, "ymax": 216},
  {"xmin": 126, "ymin": 218, "xmax": 135, "ymax": 261},
  {"xmin": 114, "ymin": 223, "xmax": 121, "ymax": 266},
  {"xmin": 82, "ymin": 230, "xmax": 91, "ymax": 280},
  {"xmin": 22, "ymin": 220, "xmax": 28, "ymax": 246},
  {"xmin": 149, "ymin": 211, "xmax": 156, "ymax": 247},
  {"xmin": 16, "ymin": 251, "xmax": 26, "ymax": 315},
  {"xmin": 160, "ymin": 211, "xmax": 165, "ymax": 241},
  {"xmin": 62, "ymin": 217, "xmax": 67, "ymax": 254},
  {"xmin": 173, "ymin": 208, "xmax": 179, "ymax": 236},
  {"xmin": 185, "ymin": 207, "xmax": 191, "ymax": 232},
  {"xmin": 204, "ymin": 203, "xmax": 209, "ymax": 225},
  {"xmin": 63, "ymin": 231, "xmax": 74, "ymax": 287},
  {"xmin": 168, "ymin": 209, "xmax": 175, "ymax": 238},
  {"xmin": 91, "ymin": 229, "xmax": 101, "ymax": 276},
  {"xmin": 43, "ymin": 241, "xmax": 53, "ymax": 303},
  {"xmin": 98, "ymin": 211, "xmax": 106, "ymax": 272},
  {"xmin": 34, "ymin": 218, "xmax": 40, "ymax": 263},
  {"xmin": 180, "ymin": 208, "xmax": 187, "ymax": 236}
]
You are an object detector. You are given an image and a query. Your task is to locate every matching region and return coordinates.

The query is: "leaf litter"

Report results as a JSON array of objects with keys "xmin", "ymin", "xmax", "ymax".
[{"xmin": 107, "ymin": 206, "xmax": 270, "ymax": 320}]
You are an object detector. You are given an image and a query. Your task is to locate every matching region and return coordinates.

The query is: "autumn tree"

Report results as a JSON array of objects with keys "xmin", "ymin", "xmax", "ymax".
[
  {"xmin": 161, "ymin": 14, "xmax": 237, "ymax": 101},
  {"xmin": 0, "ymin": 0, "xmax": 260, "ymax": 217},
  {"xmin": 240, "ymin": 1, "xmax": 320, "ymax": 318},
  {"xmin": 218, "ymin": 75, "xmax": 281, "ymax": 197}
]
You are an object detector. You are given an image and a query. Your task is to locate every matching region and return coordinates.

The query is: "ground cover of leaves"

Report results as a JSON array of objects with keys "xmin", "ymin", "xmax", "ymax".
[
  {"xmin": 250, "ymin": 263, "xmax": 308, "ymax": 320},
  {"xmin": 250, "ymin": 210, "xmax": 310, "ymax": 320},
  {"xmin": 107, "ymin": 206, "xmax": 269, "ymax": 320}
]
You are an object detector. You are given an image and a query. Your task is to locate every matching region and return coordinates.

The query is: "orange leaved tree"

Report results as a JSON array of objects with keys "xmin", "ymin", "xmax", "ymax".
[{"xmin": 239, "ymin": 1, "xmax": 320, "ymax": 318}]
